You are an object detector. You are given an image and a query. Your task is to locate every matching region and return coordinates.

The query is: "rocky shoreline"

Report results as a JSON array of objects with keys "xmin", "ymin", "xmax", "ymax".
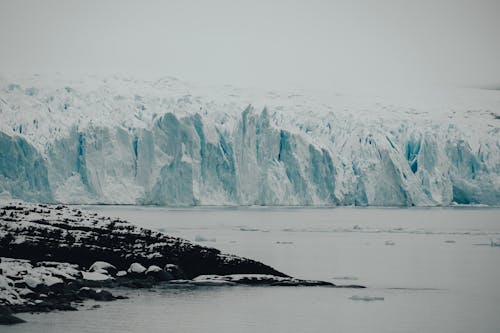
[{"xmin": 0, "ymin": 202, "xmax": 364, "ymax": 325}]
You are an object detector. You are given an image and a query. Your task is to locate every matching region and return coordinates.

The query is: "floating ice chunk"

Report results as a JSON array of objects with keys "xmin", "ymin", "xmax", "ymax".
[
  {"xmin": 349, "ymin": 295, "xmax": 384, "ymax": 302},
  {"xmin": 333, "ymin": 276, "xmax": 359, "ymax": 281},
  {"xmin": 385, "ymin": 240, "xmax": 396, "ymax": 246},
  {"xmin": 444, "ymin": 240, "xmax": 456, "ymax": 244},
  {"xmin": 194, "ymin": 235, "xmax": 216, "ymax": 242},
  {"xmin": 491, "ymin": 239, "xmax": 500, "ymax": 247},
  {"xmin": 239, "ymin": 227, "xmax": 259, "ymax": 232}
]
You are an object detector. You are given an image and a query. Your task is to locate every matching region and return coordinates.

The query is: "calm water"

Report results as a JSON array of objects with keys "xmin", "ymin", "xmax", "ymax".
[{"xmin": 6, "ymin": 207, "xmax": 500, "ymax": 333}]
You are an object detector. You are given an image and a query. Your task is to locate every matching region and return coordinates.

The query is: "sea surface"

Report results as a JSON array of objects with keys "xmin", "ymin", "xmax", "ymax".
[{"xmin": 5, "ymin": 206, "xmax": 500, "ymax": 333}]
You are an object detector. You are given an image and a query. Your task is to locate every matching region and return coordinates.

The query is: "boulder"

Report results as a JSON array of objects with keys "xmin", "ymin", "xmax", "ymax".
[
  {"xmin": 77, "ymin": 287, "xmax": 115, "ymax": 301},
  {"xmin": 164, "ymin": 264, "xmax": 185, "ymax": 280},
  {"xmin": 145, "ymin": 265, "xmax": 173, "ymax": 282},
  {"xmin": 94, "ymin": 290, "xmax": 115, "ymax": 301},
  {"xmin": 89, "ymin": 261, "xmax": 117, "ymax": 276},
  {"xmin": 127, "ymin": 263, "xmax": 146, "ymax": 278},
  {"xmin": 116, "ymin": 270, "xmax": 127, "ymax": 277}
]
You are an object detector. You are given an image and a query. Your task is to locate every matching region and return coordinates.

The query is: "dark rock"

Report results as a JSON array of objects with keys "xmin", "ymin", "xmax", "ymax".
[
  {"xmin": 93, "ymin": 290, "xmax": 114, "ymax": 301},
  {"xmin": 14, "ymin": 281, "xmax": 27, "ymax": 288},
  {"xmin": 335, "ymin": 284, "xmax": 366, "ymax": 289},
  {"xmin": 77, "ymin": 287, "xmax": 117, "ymax": 301},
  {"xmin": 271, "ymin": 280, "xmax": 301, "ymax": 286},
  {"xmin": 0, "ymin": 314, "xmax": 26, "ymax": 325},
  {"xmin": 149, "ymin": 270, "xmax": 174, "ymax": 282},
  {"xmin": 164, "ymin": 264, "xmax": 186, "ymax": 280},
  {"xmin": 294, "ymin": 280, "xmax": 335, "ymax": 287},
  {"xmin": 33, "ymin": 284, "xmax": 50, "ymax": 294},
  {"xmin": 118, "ymin": 278, "xmax": 155, "ymax": 289},
  {"xmin": 67, "ymin": 280, "xmax": 84, "ymax": 291},
  {"xmin": 145, "ymin": 266, "xmax": 174, "ymax": 282},
  {"xmin": 53, "ymin": 303, "xmax": 78, "ymax": 311},
  {"xmin": 0, "ymin": 305, "xmax": 26, "ymax": 325},
  {"xmin": 16, "ymin": 288, "xmax": 36, "ymax": 299},
  {"xmin": 77, "ymin": 287, "xmax": 97, "ymax": 299},
  {"xmin": 49, "ymin": 282, "xmax": 67, "ymax": 293},
  {"xmin": 0, "ymin": 305, "xmax": 12, "ymax": 316}
]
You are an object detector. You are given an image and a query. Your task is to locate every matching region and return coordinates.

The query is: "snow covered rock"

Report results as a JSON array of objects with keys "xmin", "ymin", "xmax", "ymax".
[
  {"xmin": 0, "ymin": 256, "xmax": 122, "ymax": 315},
  {"xmin": 89, "ymin": 262, "xmax": 117, "ymax": 276},
  {"xmin": 127, "ymin": 263, "xmax": 146, "ymax": 275},
  {"xmin": 145, "ymin": 265, "xmax": 161, "ymax": 273},
  {"xmin": 82, "ymin": 272, "xmax": 113, "ymax": 282},
  {"xmin": 116, "ymin": 270, "xmax": 127, "ymax": 277}
]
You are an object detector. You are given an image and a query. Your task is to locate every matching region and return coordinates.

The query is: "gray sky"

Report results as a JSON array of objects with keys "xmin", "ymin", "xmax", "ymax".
[{"xmin": 1, "ymin": 0, "xmax": 499, "ymax": 92}]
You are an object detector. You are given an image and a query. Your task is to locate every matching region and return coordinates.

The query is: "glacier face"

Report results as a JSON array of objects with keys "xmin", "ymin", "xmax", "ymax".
[{"xmin": 0, "ymin": 75, "xmax": 499, "ymax": 206}]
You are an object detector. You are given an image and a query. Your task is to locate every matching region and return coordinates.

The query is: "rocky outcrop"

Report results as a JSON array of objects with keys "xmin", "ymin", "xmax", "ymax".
[
  {"xmin": 189, "ymin": 274, "xmax": 364, "ymax": 287},
  {"xmin": 0, "ymin": 203, "xmax": 284, "ymax": 278},
  {"xmin": 0, "ymin": 202, "xmax": 363, "ymax": 324}
]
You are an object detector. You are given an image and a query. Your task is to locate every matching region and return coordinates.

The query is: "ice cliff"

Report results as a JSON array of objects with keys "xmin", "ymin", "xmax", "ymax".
[{"xmin": 0, "ymin": 75, "xmax": 498, "ymax": 206}]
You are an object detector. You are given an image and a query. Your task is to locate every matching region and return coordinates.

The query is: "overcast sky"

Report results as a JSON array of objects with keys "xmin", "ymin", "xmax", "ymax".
[{"xmin": 1, "ymin": 0, "xmax": 499, "ymax": 93}]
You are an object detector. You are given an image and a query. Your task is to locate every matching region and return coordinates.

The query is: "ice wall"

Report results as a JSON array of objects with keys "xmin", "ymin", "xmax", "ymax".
[
  {"xmin": 0, "ymin": 132, "xmax": 52, "ymax": 201},
  {"xmin": 0, "ymin": 75, "xmax": 498, "ymax": 206}
]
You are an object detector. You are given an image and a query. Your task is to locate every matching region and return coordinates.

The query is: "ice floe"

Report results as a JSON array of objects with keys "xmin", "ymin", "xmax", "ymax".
[{"xmin": 349, "ymin": 295, "xmax": 384, "ymax": 302}]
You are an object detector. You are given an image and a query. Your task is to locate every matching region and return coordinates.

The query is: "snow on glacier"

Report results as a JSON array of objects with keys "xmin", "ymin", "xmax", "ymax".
[{"xmin": 0, "ymin": 74, "xmax": 498, "ymax": 206}]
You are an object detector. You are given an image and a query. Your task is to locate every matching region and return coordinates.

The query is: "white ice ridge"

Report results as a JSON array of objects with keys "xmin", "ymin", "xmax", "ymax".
[{"xmin": 0, "ymin": 74, "xmax": 499, "ymax": 206}]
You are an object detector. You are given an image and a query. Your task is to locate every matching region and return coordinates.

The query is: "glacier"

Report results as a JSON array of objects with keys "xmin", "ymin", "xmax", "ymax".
[{"xmin": 0, "ymin": 74, "xmax": 498, "ymax": 206}]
